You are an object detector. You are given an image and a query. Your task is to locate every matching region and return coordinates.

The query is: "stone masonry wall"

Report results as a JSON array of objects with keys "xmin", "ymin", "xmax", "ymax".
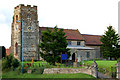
[
  {"xmin": 43, "ymin": 68, "xmax": 91, "ymax": 74},
  {"xmin": 11, "ymin": 4, "xmax": 39, "ymax": 61},
  {"xmin": 43, "ymin": 61, "xmax": 98, "ymax": 78}
]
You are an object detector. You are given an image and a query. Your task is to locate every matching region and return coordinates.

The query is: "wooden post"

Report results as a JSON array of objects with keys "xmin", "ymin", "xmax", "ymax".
[
  {"xmin": 65, "ymin": 60, "xmax": 67, "ymax": 67},
  {"xmin": 65, "ymin": 52, "xmax": 67, "ymax": 67},
  {"xmin": 39, "ymin": 63, "xmax": 40, "ymax": 67}
]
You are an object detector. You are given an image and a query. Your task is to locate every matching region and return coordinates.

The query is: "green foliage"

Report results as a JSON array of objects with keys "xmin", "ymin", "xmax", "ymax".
[
  {"xmin": 117, "ymin": 58, "xmax": 120, "ymax": 62},
  {"xmin": 32, "ymin": 67, "xmax": 44, "ymax": 74},
  {"xmin": 84, "ymin": 60, "xmax": 117, "ymax": 77},
  {"xmin": 12, "ymin": 58, "xmax": 20, "ymax": 69},
  {"xmin": 2, "ymin": 54, "xmax": 20, "ymax": 71},
  {"xmin": 39, "ymin": 26, "xmax": 70, "ymax": 65},
  {"xmin": 100, "ymin": 26, "xmax": 120, "ymax": 59}
]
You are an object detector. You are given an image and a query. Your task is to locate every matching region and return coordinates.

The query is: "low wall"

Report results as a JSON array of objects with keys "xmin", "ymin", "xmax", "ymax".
[
  {"xmin": 43, "ymin": 61, "xmax": 98, "ymax": 78},
  {"xmin": 43, "ymin": 68, "xmax": 91, "ymax": 74}
]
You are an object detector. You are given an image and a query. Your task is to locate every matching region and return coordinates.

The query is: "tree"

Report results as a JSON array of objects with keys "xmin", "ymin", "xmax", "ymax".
[
  {"xmin": 100, "ymin": 26, "xmax": 120, "ymax": 59},
  {"xmin": 39, "ymin": 26, "xmax": 70, "ymax": 65}
]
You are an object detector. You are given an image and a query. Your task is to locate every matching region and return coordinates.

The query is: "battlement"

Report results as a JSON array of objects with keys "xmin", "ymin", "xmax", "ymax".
[{"xmin": 14, "ymin": 4, "xmax": 37, "ymax": 10}]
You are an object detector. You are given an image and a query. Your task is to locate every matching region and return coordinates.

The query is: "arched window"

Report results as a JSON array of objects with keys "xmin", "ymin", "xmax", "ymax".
[
  {"xmin": 16, "ymin": 15, "xmax": 18, "ymax": 21},
  {"xmin": 15, "ymin": 42, "xmax": 18, "ymax": 56}
]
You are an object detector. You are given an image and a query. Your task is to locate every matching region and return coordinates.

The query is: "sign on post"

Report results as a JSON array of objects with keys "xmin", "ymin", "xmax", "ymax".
[{"xmin": 61, "ymin": 54, "xmax": 67, "ymax": 60}]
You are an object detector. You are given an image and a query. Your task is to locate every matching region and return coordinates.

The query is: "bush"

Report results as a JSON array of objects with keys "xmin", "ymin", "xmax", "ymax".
[
  {"xmin": 17, "ymin": 65, "xmax": 27, "ymax": 74},
  {"xmin": 32, "ymin": 67, "xmax": 44, "ymax": 74},
  {"xmin": 2, "ymin": 54, "xmax": 13, "ymax": 70},
  {"xmin": 2, "ymin": 54, "xmax": 20, "ymax": 71},
  {"xmin": 117, "ymin": 58, "xmax": 120, "ymax": 62},
  {"xmin": 12, "ymin": 58, "xmax": 20, "ymax": 69},
  {"xmin": 79, "ymin": 62, "xmax": 82, "ymax": 66},
  {"xmin": 98, "ymin": 67, "xmax": 106, "ymax": 74}
]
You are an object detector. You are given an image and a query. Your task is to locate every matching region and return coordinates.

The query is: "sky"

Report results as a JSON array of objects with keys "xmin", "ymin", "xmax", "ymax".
[{"xmin": 0, "ymin": 0, "xmax": 120, "ymax": 48}]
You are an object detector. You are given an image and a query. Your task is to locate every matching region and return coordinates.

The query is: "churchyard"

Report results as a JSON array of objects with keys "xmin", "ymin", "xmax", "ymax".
[
  {"xmin": 84, "ymin": 60, "xmax": 117, "ymax": 78},
  {"xmin": 2, "ymin": 58, "xmax": 95, "ymax": 78},
  {"xmin": 2, "ymin": 55, "xmax": 120, "ymax": 79}
]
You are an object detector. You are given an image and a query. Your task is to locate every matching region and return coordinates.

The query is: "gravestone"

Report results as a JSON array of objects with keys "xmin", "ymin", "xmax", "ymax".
[
  {"xmin": 117, "ymin": 61, "xmax": 120, "ymax": 79},
  {"xmin": 91, "ymin": 60, "xmax": 98, "ymax": 78},
  {"xmin": 73, "ymin": 62, "xmax": 80, "ymax": 67},
  {"xmin": 73, "ymin": 62, "xmax": 77, "ymax": 67}
]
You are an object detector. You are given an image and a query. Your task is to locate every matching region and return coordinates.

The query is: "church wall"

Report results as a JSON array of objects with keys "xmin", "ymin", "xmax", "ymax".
[
  {"xmin": 86, "ymin": 45, "xmax": 101, "ymax": 59},
  {"xmin": 69, "ymin": 49, "xmax": 96, "ymax": 62}
]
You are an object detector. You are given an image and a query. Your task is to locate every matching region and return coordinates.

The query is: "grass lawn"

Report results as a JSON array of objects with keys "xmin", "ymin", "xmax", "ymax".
[
  {"xmin": 84, "ymin": 60, "xmax": 117, "ymax": 73},
  {"xmin": 84, "ymin": 60, "xmax": 117, "ymax": 68},
  {"xmin": 2, "ymin": 70, "xmax": 95, "ymax": 78}
]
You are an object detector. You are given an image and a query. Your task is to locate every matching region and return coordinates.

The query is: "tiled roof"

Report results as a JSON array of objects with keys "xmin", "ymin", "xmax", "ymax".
[
  {"xmin": 6, "ymin": 47, "xmax": 11, "ymax": 56},
  {"xmin": 39, "ymin": 27, "xmax": 85, "ymax": 40},
  {"xmin": 82, "ymin": 34, "xmax": 102, "ymax": 46}
]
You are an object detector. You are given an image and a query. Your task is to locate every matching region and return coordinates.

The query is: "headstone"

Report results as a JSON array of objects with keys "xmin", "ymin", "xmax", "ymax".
[
  {"xmin": 73, "ymin": 62, "xmax": 80, "ymax": 67},
  {"xmin": 117, "ymin": 61, "xmax": 120, "ymax": 79},
  {"xmin": 91, "ymin": 60, "xmax": 98, "ymax": 78},
  {"xmin": 73, "ymin": 62, "xmax": 77, "ymax": 67},
  {"xmin": 27, "ymin": 70, "xmax": 32, "ymax": 73}
]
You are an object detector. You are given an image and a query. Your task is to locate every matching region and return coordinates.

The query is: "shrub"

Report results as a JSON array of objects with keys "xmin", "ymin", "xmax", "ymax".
[
  {"xmin": 79, "ymin": 62, "xmax": 82, "ymax": 66},
  {"xmin": 17, "ymin": 65, "xmax": 27, "ymax": 74},
  {"xmin": 32, "ymin": 67, "xmax": 44, "ymax": 74},
  {"xmin": 2, "ymin": 54, "xmax": 20, "ymax": 71},
  {"xmin": 117, "ymin": 58, "xmax": 120, "ymax": 62},
  {"xmin": 2, "ymin": 54, "xmax": 13, "ymax": 70},
  {"xmin": 12, "ymin": 58, "xmax": 20, "ymax": 69},
  {"xmin": 98, "ymin": 67, "xmax": 106, "ymax": 74}
]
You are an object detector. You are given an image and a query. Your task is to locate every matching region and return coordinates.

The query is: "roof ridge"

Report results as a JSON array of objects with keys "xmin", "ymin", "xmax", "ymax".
[
  {"xmin": 39, "ymin": 27, "xmax": 78, "ymax": 31},
  {"xmin": 82, "ymin": 34, "xmax": 102, "ymax": 36}
]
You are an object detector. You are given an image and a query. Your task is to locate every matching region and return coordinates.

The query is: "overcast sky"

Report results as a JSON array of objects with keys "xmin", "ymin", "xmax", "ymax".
[{"xmin": 0, "ymin": 0, "xmax": 120, "ymax": 48}]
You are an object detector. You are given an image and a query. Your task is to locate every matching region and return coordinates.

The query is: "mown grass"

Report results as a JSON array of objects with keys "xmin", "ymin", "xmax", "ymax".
[
  {"xmin": 84, "ymin": 60, "xmax": 117, "ymax": 70},
  {"xmin": 2, "ymin": 70, "xmax": 95, "ymax": 78},
  {"xmin": 84, "ymin": 60, "xmax": 117, "ymax": 76}
]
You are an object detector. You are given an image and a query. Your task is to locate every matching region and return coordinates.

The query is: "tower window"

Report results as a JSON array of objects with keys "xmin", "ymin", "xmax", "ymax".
[
  {"xmin": 15, "ymin": 42, "xmax": 18, "ymax": 56},
  {"xmin": 16, "ymin": 15, "xmax": 18, "ymax": 21}
]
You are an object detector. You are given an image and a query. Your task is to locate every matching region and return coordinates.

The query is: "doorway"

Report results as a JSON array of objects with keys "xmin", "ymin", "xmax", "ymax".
[{"xmin": 72, "ymin": 53, "xmax": 75, "ymax": 62}]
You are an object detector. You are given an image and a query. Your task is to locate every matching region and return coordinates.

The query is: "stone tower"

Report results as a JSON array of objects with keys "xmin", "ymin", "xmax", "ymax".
[{"xmin": 11, "ymin": 4, "xmax": 39, "ymax": 61}]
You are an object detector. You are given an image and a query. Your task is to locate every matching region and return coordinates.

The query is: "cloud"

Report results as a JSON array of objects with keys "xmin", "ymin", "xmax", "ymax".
[
  {"xmin": 0, "ymin": 14, "xmax": 6, "ymax": 23},
  {"xmin": 0, "ymin": 24, "xmax": 11, "ymax": 48}
]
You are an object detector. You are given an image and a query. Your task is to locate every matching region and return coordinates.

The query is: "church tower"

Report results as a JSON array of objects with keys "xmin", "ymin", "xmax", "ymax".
[{"xmin": 11, "ymin": 4, "xmax": 39, "ymax": 61}]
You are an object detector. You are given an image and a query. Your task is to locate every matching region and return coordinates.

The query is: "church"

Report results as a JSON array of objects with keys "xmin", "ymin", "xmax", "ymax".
[{"xmin": 10, "ymin": 4, "xmax": 102, "ymax": 62}]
